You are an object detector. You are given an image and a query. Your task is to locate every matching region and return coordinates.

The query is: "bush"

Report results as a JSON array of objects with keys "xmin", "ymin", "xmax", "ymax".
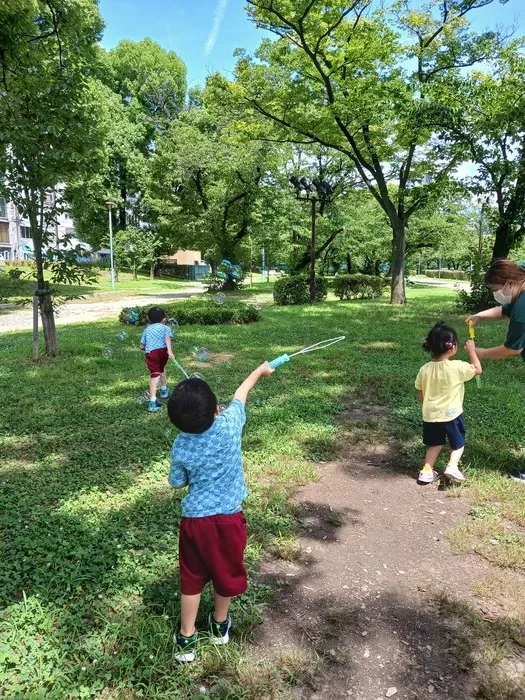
[
  {"xmin": 273, "ymin": 276, "xmax": 328, "ymax": 305},
  {"xmin": 118, "ymin": 299, "xmax": 260, "ymax": 326},
  {"xmin": 424, "ymin": 269, "xmax": 469, "ymax": 280},
  {"xmin": 333, "ymin": 274, "xmax": 386, "ymax": 300}
]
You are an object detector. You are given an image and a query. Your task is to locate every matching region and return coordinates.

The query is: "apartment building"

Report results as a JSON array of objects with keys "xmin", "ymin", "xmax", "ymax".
[{"xmin": 0, "ymin": 191, "xmax": 76, "ymax": 261}]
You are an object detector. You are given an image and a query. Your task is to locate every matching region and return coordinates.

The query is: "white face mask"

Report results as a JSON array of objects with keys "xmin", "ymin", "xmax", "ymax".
[{"xmin": 493, "ymin": 283, "xmax": 513, "ymax": 306}]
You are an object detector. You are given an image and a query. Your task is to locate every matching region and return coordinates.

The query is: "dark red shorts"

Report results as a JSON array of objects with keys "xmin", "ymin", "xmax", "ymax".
[
  {"xmin": 145, "ymin": 348, "xmax": 169, "ymax": 377},
  {"xmin": 179, "ymin": 512, "xmax": 248, "ymax": 596}
]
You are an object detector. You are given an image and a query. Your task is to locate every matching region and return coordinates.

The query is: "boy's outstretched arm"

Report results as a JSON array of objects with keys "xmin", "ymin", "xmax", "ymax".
[{"xmin": 234, "ymin": 362, "xmax": 274, "ymax": 405}]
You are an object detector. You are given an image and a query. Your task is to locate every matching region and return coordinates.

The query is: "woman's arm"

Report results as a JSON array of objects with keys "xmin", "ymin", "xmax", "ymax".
[
  {"xmin": 475, "ymin": 345, "xmax": 522, "ymax": 360},
  {"xmin": 466, "ymin": 306, "xmax": 504, "ymax": 325}
]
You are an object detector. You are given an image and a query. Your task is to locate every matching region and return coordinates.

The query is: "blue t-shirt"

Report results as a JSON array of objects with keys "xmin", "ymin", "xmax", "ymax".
[
  {"xmin": 140, "ymin": 323, "xmax": 173, "ymax": 354},
  {"xmin": 168, "ymin": 399, "xmax": 248, "ymax": 517}
]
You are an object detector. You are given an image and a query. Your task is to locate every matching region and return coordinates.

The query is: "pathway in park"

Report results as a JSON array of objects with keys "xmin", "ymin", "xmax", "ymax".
[
  {"xmin": 255, "ymin": 404, "xmax": 525, "ymax": 700},
  {"xmin": 0, "ymin": 286, "xmax": 202, "ymax": 333}
]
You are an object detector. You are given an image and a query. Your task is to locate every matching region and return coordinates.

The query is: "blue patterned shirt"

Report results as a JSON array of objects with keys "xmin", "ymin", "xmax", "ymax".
[
  {"xmin": 168, "ymin": 399, "xmax": 248, "ymax": 517},
  {"xmin": 140, "ymin": 323, "xmax": 173, "ymax": 354}
]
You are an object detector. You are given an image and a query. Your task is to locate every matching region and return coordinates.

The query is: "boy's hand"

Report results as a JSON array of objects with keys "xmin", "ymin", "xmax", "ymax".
[
  {"xmin": 168, "ymin": 351, "xmax": 175, "ymax": 361},
  {"xmin": 139, "ymin": 343, "xmax": 145, "ymax": 351},
  {"xmin": 258, "ymin": 361, "xmax": 275, "ymax": 378}
]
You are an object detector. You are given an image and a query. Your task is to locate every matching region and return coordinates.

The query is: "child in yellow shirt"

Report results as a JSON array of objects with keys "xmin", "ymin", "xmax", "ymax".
[{"xmin": 415, "ymin": 322, "xmax": 482, "ymax": 484}]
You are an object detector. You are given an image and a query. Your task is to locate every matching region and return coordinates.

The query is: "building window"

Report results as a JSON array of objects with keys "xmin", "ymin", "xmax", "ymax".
[
  {"xmin": 194, "ymin": 260, "xmax": 199, "ymax": 266},
  {"xmin": 0, "ymin": 197, "xmax": 6, "ymax": 219},
  {"xmin": 0, "ymin": 222, "xmax": 9, "ymax": 243},
  {"xmin": 20, "ymin": 225, "xmax": 31, "ymax": 239}
]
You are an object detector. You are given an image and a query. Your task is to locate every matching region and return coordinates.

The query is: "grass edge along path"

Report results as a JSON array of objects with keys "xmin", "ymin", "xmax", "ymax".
[{"xmin": 0, "ymin": 287, "xmax": 524, "ymax": 698}]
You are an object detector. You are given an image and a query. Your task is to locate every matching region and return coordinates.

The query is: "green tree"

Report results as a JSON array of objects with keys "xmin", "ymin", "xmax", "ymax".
[
  {"xmin": 148, "ymin": 76, "xmax": 277, "ymax": 277},
  {"xmin": 0, "ymin": 0, "xmax": 104, "ymax": 355},
  {"xmin": 435, "ymin": 42, "xmax": 525, "ymax": 260},
  {"xmin": 66, "ymin": 40, "xmax": 187, "ymax": 250},
  {"xmin": 113, "ymin": 226, "xmax": 162, "ymax": 280},
  {"xmin": 236, "ymin": 0, "xmax": 505, "ymax": 303}
]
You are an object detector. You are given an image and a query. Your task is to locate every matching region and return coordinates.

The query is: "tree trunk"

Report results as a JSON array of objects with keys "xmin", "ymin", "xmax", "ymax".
[
  {"xmin": 390, "ymin": 220, "xmax": 406, "ymax": 304},
  {"xmin": 132, "ymin": 262, "xmax": 137, "ymax": 281},
  {"xmin": 150, "ymin": 262, "xmax": 155, "ymax": 281},
  {"xmin": 346, "ymin": 253, "xmax": 352, "ymax": 273},
  {"xmin": 29, "ymin": 199, "xmax": 58, "ymax": 355},
  {"xmin": 492, "ymin": 219, "xmax": 514, "ymax": 260}
]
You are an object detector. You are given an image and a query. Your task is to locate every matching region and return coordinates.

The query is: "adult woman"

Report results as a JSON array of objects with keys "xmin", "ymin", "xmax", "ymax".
[{"xmin": 466, "ymin": 258, "xmax": 525, "ymax": 482}]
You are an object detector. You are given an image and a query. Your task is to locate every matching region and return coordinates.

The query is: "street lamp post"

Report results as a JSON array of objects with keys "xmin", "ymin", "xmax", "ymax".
[
  {"xmin": 289, "ymin": 176, "xmax": 333, "ymax": 304},
  {"xmin": 105, "ymin": 200, "xmax": 115, "ymax": 289}
]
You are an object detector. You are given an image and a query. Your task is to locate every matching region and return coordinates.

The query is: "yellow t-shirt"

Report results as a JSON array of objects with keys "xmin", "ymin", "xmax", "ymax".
[{"xmin": 415, "ymin": 360, "xmax": 476, "ymax": 423}]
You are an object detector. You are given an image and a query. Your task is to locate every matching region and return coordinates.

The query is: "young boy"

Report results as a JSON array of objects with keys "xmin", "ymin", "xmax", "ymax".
[
  {"xmin": 138, "ymin": 306, "xmax": 175, "ymax": 412},
  {"xmin": 167, "ymin": 362, "xmax": 274, "ymax": 663}
]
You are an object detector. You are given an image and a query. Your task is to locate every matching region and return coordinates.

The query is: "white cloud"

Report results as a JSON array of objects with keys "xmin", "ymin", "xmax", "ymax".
[{"xmin": 204, "ymin": 0, "xmax": 228, "ymax": 57}]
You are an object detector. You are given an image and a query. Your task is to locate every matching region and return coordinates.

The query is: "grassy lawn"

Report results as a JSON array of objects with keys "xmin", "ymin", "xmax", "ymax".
[
  {"xmin": 0, "ymin": 287, "xmax": 524, "ymax": 697},
  {"xmin": 0, "ymin": 271, "xmax": 201, "ymax": 304}
]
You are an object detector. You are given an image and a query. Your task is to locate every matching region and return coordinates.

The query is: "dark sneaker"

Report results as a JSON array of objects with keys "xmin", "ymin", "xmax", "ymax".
[
  {"xmin": 173, "ymin": 631, "xmax": 197, "ymax": 663},
  {"xmin": 160, "ymin": 387, "xmax": 169, "ymax": 399},
  {"xmin": 148, "ymin": 400, "xmax": 163, "ymax": 412},
  {"xmin": 510, "ymin": 471, "xmax": 525, "ymax": 484},
  {"xmin": 208, "ymin": 613, "xmax": 232, "ymax": 645}
]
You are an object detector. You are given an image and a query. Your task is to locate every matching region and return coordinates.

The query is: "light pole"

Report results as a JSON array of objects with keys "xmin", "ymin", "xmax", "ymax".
[
  {"xmin": 105, "ymin": 200, "xmax": 115, "ymax": 289},
  {"xmin": 289, "ymin": 176, "xmax": 333, "ymax": 304}
]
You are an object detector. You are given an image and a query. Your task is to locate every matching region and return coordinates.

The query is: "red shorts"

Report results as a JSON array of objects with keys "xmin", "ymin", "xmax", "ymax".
[
  {"xmin": 179, "ymin": 512, "xmax": 248, "ymax": 596},
  {"xmin": 145, "ymin": 348, "xmax": 169, "ymax": 377}
]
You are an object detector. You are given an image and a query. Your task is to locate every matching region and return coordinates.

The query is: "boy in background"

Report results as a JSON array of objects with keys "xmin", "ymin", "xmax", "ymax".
[{"xmin": 139, "ymin": 306, "xmax": 174, "ymax": 412}]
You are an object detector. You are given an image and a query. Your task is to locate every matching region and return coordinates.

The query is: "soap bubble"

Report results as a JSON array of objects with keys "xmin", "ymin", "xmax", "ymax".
[
  {"xmin": 116, "ymin": 330, "xmax": 128, "ymax": 341},
  {"xmin": 102, "ymin": 347, "xmax": 113, "ymax": 358},
  {"xmin": 219, "ymin": 403, "xmax": 227, "ymax": 412},
  {"xmin": 192, "ymin": 373, "xmax": 204, "ymax": 380},
  {"xmin": 168, "ymin": 318, "xmax": 178, "ymax": 331},
  {"xmin": 196, "ymin": 348, "xmax": 210, "ymax": 363},
  {"xmin": 214, "ymin": 293, "xmax": 226, "ymax": 305},
  {"xmin": 164, "ymin": 429, "xmax": 173, "ymax": 439},
  {"xmin": 127, "ymin": 309, "xmax": 139, "ymax": 325},
  {"xmin": 190, "ymin": 346, "xmax": 200, "ymax": 358}
]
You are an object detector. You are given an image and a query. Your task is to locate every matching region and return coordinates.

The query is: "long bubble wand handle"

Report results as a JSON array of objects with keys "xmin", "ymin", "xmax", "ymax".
[
  {"xmin": 172, "ymin": 359, "xmax": 189, "ymax": 378},
  {"xmin": 268, "ymin": 336, "xmax": 345, "ymax": 370},
  {"xmin": 468, "ymin": 321, "xmax": 482, "ymax": 389}
]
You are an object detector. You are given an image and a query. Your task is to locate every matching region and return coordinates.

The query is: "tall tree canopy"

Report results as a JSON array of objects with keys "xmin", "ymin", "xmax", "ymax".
[{"xmin": 235, "ymin": 0, "xmax": 506, "ymax": 303}]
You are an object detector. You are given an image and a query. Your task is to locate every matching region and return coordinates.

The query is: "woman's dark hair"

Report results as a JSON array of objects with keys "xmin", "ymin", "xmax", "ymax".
[
  {"xmin": 168, "ymin": 378, "xmax": 217, "ymax": 434},
  {"xmin": 484, "ymin": 259, "xmax": 525, "ymax": 287},
  {"xmin": 147, "ymin": 306, "xmax": 166, "ymax": 323},
  {"xmin": 423, "ymin": 322, "xmax": 458, "ymax": 357}
]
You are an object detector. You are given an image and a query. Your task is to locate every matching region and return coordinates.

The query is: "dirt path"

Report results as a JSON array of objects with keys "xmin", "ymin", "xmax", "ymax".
[
  {"xmin": 0, "ymin": 287, "xmax": 202, "ymax": 333},
  {"xmin": 255, "ymin": 409, "xmax": 525, "ymax": 700}
]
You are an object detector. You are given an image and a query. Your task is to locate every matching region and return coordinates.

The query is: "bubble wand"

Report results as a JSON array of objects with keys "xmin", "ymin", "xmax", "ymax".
[
  {"xmin": 468, "ymin": 321, "xmax": 482, "ymax": 389},
  {"xmin": 269, "ymin": 336, "xmax": 345, "ymax": 369},
  {"xmin": 172, "ymin": 359, "xmax": 189, "ymax": 379}
]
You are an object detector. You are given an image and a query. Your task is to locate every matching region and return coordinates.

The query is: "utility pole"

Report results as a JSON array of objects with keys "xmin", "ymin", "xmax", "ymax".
[
  {"xmin": 105, "ymin": 200, "xmax": 115, "ymax": 289},
  {"xmin": 289, "ymin": 176, "xmax": 333, "ymax": 305}
]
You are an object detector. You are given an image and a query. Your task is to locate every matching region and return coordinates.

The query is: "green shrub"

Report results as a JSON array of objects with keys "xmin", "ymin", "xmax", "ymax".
[
  {"xmin": 118, "ymin": 299, "xmax": 260, "ymax": 326},
  {"xmin": 333, "ymin": 274, "xmax": 386, "ymax": 300},
  {"xmin": 424, "ymin": 269, "xmax": 469, "ymax": 280},
  {"xmin": 273, "ymin": 276, "xmax": 327, "ymax": 305}
]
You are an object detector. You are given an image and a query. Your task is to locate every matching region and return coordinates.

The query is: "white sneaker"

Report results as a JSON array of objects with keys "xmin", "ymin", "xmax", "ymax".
[
  {"xmin": 444, "ymin": 464, "xmax": 465, "ymax": 482},
  {"xmin": 418, "ymin": 468, "xmax": 437, "ymax": 484}
]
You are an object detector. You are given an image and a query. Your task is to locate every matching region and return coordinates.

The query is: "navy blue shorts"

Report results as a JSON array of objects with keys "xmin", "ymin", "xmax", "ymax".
[{"xmin": 423, "ymin": 414, "xmax": 466, "ymax": 450}]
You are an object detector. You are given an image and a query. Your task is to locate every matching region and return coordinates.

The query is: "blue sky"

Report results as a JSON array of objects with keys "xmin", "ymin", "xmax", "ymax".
[{"xmin": 99, "ymin": 0, "xmax": 524, "ymax": 89}]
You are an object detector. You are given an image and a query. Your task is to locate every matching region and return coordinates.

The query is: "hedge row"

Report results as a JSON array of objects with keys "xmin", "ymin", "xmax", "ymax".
[
  {"xmin": 119, "ymin": 299, "xmax": 260, "ymax": 326},
  {"xmin": 273, "ymin": 276, "xmax": 328, "ymax": 305},
  {"xmin": 424, "ymin": 269, "xmax": 469, "ymax": 280},
  {"xmin": 333, "ymin": 274, "xmax": 386, "ymax": 300}
]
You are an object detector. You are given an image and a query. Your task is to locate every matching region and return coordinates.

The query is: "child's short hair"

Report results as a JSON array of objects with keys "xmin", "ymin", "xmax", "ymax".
[
  {"xmin": 147, "ymin": 306, "xmax": 166, "ymax": 324},
  {"xmin": 168, "ymin": 378, "xmax": 217, "ymax": 434},
  {"xmin": 423, "ymin": 321, "xmax": 458, "ymax": 357}
]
